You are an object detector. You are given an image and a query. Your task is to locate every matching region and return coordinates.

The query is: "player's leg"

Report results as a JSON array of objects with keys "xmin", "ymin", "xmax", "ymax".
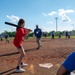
[
  {"xmin": 66, "ymin": 35, "xmax": 67, "ymax": 39},
  {"xmin": 36, "ymin": 38, "xmax": 40, "ymax": 49},
  {"xmin": 36, "ymin": 37, "xmax": 38, "ymax": 44},
  {"xmin": 38, "ymin": 38, "xmax": 41, "ymax": 47},
  {"xmin": 16, "ymin": 46, "xmax": 26, "ymax": 72},
  {"xmin": 18, "ymin": 47, "xmax": 28, "ymax": 66},
  {"xmin": 17, "ymin": 47, "xmax": 25, "ymax": 65},
  {"xmin": 36, "ymin": 38, "xmax": 38, "ymax": 46},
  {"xmin": 7, "ymin": 37, "xmax": 9, "ymax": 43},
  {"xmin": 52, "ymin": 35, "xmax": 54, "ymax": 39}
]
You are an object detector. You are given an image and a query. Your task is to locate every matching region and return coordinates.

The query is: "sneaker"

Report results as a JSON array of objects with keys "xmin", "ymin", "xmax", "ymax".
[
  {"xmin": 15, "ymin": 68, "xmax": 25, "ymax": 72},
  {"xmin": 36, "ymin": 47, "xmax": 40, "ymax": 50},
  {"xmin": 21, "ymin": 63, "xmax": 28, "ymax": 67}
]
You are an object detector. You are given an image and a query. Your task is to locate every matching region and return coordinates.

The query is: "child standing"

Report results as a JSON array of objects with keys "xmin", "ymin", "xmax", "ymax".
[{"xmin": 13, "ymin": 19, "xmax": 30, "ymax": 72}]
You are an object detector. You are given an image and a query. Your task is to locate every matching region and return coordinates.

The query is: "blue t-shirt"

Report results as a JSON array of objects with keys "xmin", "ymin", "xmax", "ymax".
[
  {"xmin": 34, "ymin": 28, "xmax": 42, "ymax": 38},
  {"xmin": 62, "ymin": 52, "xmax": 75, "ymax": 72},
  {"xmin": 66, "ymin": 32, "xmax": 68, "ymax": 36},
  {"xmin": 5, "ymin": 34, "xmax": 9, "ymax": 38},
  {"xmin": 52, "ymin": 32, "xmax": 54, "ymax": 36}
]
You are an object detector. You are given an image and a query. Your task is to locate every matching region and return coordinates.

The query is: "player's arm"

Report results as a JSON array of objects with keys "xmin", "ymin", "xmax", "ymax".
[
  {"xmin": 56, "ymin": 65, "xmax": 68, "ymax": 75},
  {"xmin": 40, "ymin": 29, "xmax": 42, "ymax": 37},
  {"xmin": 56, "ymin": 52, "xmax": 75, "ymax": 75},
  {"xmin": 24, "ymin": 28, "xmax": 32, "ymax": 39}
]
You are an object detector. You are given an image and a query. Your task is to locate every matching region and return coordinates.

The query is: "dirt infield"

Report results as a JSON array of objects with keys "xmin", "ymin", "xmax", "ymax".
[{"xmin": 0, "ymin": 38, "xmax": 75, "ymax": 75}]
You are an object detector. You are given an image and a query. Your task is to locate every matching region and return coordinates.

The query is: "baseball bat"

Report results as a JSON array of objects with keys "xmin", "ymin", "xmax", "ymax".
[
  {"xmin": 5, "ymin": 22, "xmax": 32, "ymax": 32},
  {"xmin": 5, "ymin": 22, "xmax": 24, "ymax": 28}
]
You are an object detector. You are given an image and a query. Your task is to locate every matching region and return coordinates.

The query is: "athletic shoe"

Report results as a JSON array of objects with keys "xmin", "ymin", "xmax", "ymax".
[
  {"xmin": 36, "ymin": 47, "xmax": 40, "ymax": 50},
  {"xmin": 15, "ymin": 68, "xmax": 25, "ymax": 72},
  {"xmin": 21, "ymin": 63, "xmax": 28, "ymax": 67}
]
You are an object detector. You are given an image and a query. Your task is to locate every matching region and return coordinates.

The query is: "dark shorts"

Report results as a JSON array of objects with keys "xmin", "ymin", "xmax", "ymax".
[
  {"xmin": 52, "ymin": 35, "xmax": 54, "ymax": 38},
  {"xmin": 17, "ymin": 46, "xmax": 23, "ymax": 50},
  {"xmin": 66, "ymin": 35, "xmax": 68, "ymax": 36}
]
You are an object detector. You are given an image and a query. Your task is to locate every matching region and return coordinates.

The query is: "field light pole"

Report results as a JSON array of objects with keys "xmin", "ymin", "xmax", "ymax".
[{"xmin": 55, "ymin": 17, "xmax": 58, "ymax": 32}]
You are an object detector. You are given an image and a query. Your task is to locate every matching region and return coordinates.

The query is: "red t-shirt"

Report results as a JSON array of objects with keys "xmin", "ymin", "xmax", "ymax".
[{"xmin": 13, "ymin": 28, "xmax": 26, "ymax": 47}]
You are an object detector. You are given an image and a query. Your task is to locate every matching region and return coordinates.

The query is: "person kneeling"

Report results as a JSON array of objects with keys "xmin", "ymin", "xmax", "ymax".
[{"xmin": 56, "ymin": 52, "xmax": 75, "ymax": 75}]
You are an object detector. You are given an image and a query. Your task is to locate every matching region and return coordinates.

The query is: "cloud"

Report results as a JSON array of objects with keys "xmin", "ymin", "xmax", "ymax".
[
  {"xmin": 42, "ymin": 11, "xmax": 57, "ymax": 16},
  {"xmin": 65, "ymin": 9, "xmax": 74, "ymax": 13},
  {"xmin": 58, "ymin": 9, "xmax": 74, "ymax": 22},
  {"xmin": 60, "ymin": 14, "xmax": 71, "ymax": 22},
  {"xmin": 42, "ymin": 12, "xmax": 47, "ymax": 16},
  {"xmin": 47, "ymin": 22, "xmax": 53, "ymax": 25},
  {"xmin": 48, "ymin": 11, "xmax": 57, "ymax": 16},
  {"xmin": 6, "ymin": 15, "xmax": 20, "ymax": 23},
  {"xmin": 42, "ymin": 9, "xmax": 74, "ymax": 22}
]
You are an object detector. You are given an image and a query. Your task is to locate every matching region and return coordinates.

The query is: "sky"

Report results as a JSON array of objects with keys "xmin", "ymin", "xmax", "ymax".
[{"xmin": 0, "ymin": 0, "xmax": 75, "ymax": 33}]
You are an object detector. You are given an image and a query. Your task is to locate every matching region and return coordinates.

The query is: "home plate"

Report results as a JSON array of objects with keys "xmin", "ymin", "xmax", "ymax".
[{"xmin": 39, "ymin": 63, "xmax": 53, "ymax": 69}]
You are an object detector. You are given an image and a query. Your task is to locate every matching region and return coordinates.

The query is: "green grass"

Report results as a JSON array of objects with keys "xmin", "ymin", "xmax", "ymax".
[
  {"xmin": 9, "ymin": 37, "xmax": 14, "ymax": 40},
  {"xmin": 3, "ymin": 36, "xmax": 75, "ymax": 41},
  {"xmin": 42, "ymin": 36, "xmax": 75, "ymax": 38},
  {"xmin": 42, "ymin": 36, "xmax": 65, "ymax": 38},
  {"xmin": 70, "ymin": 36, "xmax": 75, "ymax": 38},
  {"xmin": 2, "ymin": 37, "xmax": 14, "ymax": 40}
]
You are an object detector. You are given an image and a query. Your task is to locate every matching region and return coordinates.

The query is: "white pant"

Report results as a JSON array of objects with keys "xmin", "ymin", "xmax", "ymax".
[{"xmin": 36, "ymin": 38, "xmax": 41, "ymax": 47}]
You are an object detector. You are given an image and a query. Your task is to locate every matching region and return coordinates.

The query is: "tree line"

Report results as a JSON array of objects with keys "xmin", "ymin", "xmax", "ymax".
[{"xmin": 1, "ymin": 30, "xmax": 75, "ymax": 37}]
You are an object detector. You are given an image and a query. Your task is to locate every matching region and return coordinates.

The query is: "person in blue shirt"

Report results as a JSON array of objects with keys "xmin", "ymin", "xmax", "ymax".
[
  {"xmin": 5, "ymin": 34, "xmax": 9, "ymax": 43},
  {"xmin": 65, "ymin": 31, "xmax": 68, "ymax": 39},
  {"xmin": 34, "ymin": 25, "xmax": 42, "ymax": 50},
  {"xmin": 51, "ymin": 31, "xmax": 54, "ymax": 39},
  {"xmin": 56, "ymin": 52, "xmax": 75, "ymax": 75}
]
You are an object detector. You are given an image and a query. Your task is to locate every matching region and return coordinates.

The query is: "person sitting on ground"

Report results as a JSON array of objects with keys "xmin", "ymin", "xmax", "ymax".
[{"xmin": 56, "ymin": 52, "xmax": 75, "ymax": 75}]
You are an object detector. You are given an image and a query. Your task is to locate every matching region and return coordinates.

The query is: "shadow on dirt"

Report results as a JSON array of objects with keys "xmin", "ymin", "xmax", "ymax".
[
  {"xmin": 0, "ymin": 67, "xmax": 25, "ymax": 75},
  {"xmin": 0, "ymin": 48, "xmax": 37, "ymax": 57},
  {"xmin": 0, "ymin": 68, "xmax": 15, "ymax": 75}
]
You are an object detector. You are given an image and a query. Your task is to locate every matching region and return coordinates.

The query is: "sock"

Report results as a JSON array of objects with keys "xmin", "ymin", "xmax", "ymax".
[
  {"xmin": 21, "ymin": 62, "xmax": 23, "ymax": 65},
  {"xmin": 16, "ymin": 66, "xmax": 19, "ymax": 69}
]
